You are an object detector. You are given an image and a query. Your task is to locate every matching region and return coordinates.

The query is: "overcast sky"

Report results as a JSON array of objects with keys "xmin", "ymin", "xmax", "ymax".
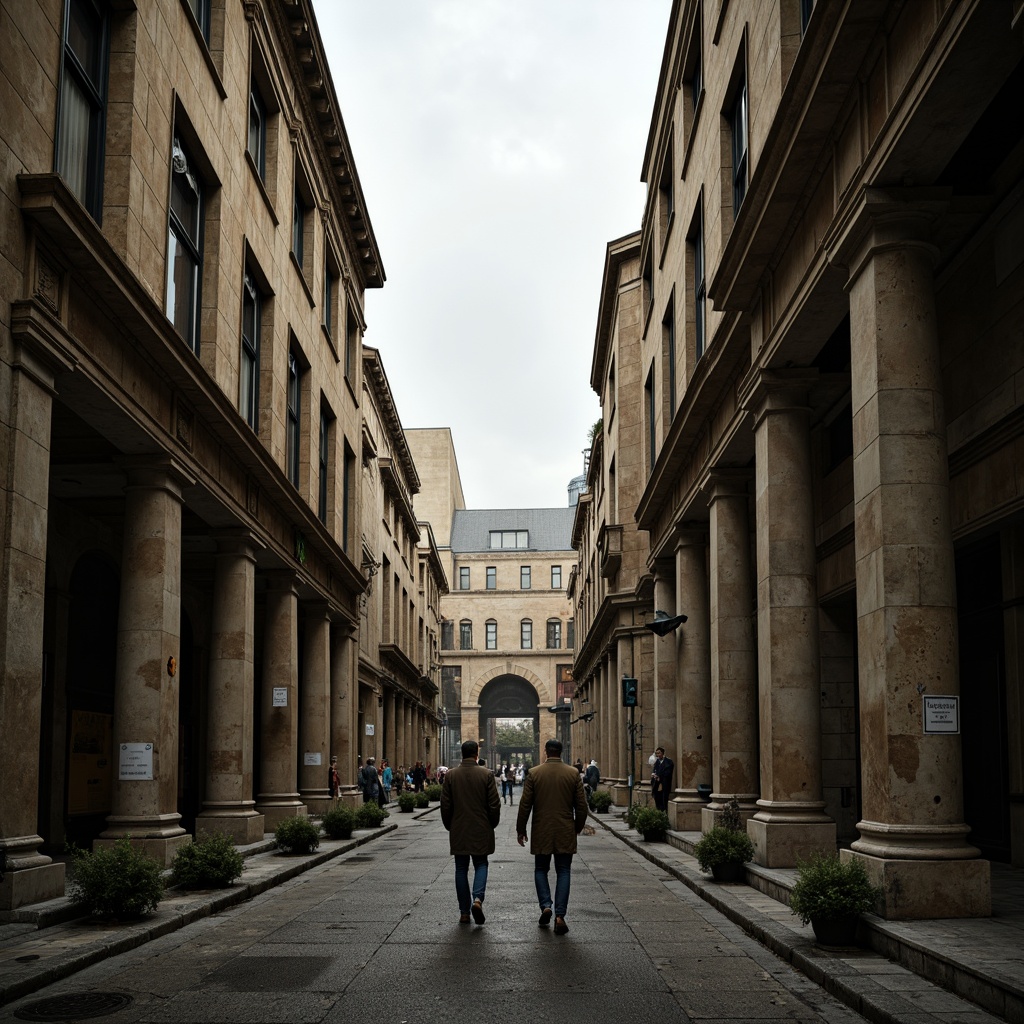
[{"xmin": 313, "ymin": 1, "xmax": 670, "ymax": 510}]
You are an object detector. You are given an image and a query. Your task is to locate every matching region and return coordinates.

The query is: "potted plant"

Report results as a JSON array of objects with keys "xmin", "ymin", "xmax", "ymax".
[
  {"xmin": 632, "ymin": 806, "xmax": 670, "ymax": 841},
  {"xmin": 397, "ymin": 792, "xmax": 416, "ymax": 812},
  {"xmin": 789, "ymin": 853, "xmax": 881, "ymax": 947},
  {"xmin": 169, "ymin": 832, "xmax": 244, "ymax": 889},
  {"xmin": 274, "ymin": 816, "xmax": 321, "ymax": 855},
  {"xmin": 591, "ymin": 789, "xmax": 613, "ymax": 813},
  {"xmin": 424, "ymin": 783, "xmax": 443, "ymax": 802},
  {"xmin": 693, "ymin": 800, "xmax": 754, "ymax": 882},
  {"xmin": 321, "ymin": 806, "xmax": 356, "ymax": 840},
  {"xmin": 354, "ymin": 802, "xmax": 388, "ymax": 829},
  {"xmin": 67, "ymin": 837, "xmax": 164, "ymax": 920}
]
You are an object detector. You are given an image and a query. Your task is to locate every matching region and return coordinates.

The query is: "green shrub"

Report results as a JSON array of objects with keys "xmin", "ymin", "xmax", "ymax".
[
  {"xmin": 397, "ymin": 792, "xmax": 416, "ymax": 812},
  {"xmin": 591, "ymin": 789, "xmax": 613, "ymax": 813},
  {"xmin": 693, "ymin": 826, "xmax": 755, "ymax": 872},
  {"xmin": 424, "ymin": 784, "xmax": 443, "ymax": 802},
  {"xmin": 274, "ymin": 816, "xmax": 320, "ymax": 854},
  {"xmin": 67, "ymin": 837, "xmax": 164, "ymax": 919},
  {"xmin": 169, "ymin": 832, "xmax": 244, "ymax": 889},
  {"xmin": 321, "ymin": 806, "xmax": 355, "ymax": 839},
  {"xmin": 789, "ymin": 853, "xmax": 881, "ymax": 925},
  {"xmin": 632, "ymin": 806, "xmax": 670, "ymax": 841},
  {"xmin": 625, "ymin": 803, "xmax": 642, "ymax": 829},
  {"xmin": 414, "ymin": 791, "xmax": 430, "ymax": 809},
  {"xmin": 354, "ymin": 802, "xmax": 388, "ymax": 829}
]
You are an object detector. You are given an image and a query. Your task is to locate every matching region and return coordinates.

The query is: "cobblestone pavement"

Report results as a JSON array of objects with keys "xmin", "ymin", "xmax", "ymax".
[{"xmin": 1, "ymin": 809, "xmax": 873, "ymax": 1024}]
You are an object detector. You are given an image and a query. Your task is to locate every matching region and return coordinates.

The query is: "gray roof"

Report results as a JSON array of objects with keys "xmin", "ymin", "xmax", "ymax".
[{"xmin": 450, "ymin": 508, "xmax": 576, "ymax": 552}]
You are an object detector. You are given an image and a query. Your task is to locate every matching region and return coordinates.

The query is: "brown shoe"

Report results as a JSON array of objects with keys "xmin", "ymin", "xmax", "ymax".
[
  {"xmin": 553, "ymin": 916, "xmax": 569, "ymax": 935},
  {"xmin": 538, "ymin": 907, "xmax": 552, "ymax": 928},
  {"xmin": 459, "ymin": 913, "xmax": 471, "ymax": 924},
  {"xmin": 471, "ymin": 899, "xmax": 485, "ymax": 925}
]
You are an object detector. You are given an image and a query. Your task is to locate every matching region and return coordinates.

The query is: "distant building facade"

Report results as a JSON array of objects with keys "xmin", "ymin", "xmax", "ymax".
[
  {"xmin": 572, "ymin": 0, "xmax": 1023, "ymax": 920},
  {"xmin": 0, "ymin": 0, "xmax": 386, "ymax": 910}
]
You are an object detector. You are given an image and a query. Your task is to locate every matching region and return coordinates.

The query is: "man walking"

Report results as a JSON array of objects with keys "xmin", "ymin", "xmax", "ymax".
[
  {"xmin": 516, "ymin": 738, "xmax": 589, "ymax": 936},
  {"xmin": 441, "ymin": 739, "xmax": 501, "ymax": 925},
  {"xmin": 651, "ymin": 746, "xmax": 674, "ymax": 813}
]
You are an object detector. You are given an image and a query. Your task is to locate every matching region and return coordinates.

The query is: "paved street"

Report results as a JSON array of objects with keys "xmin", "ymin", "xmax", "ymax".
[{"xmin": 2, "ymin": 809, "xmax": 869, "ymax": 1024}]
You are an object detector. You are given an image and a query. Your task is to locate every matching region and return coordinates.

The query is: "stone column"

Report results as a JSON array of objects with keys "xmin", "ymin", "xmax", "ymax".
[
  {"xmin": 461, "ymin": 703, "xmax": 480, "ymax": 761},
  {"xmin": 745, "ymin": 372, "xmax": 835, "ymax": 866},
  {"xmin": 299, "ymin": 604, "xmax": 331, "ymax": 812},
  {"xmin": 256, "ymin": 571, "xmax": 305, "ymax": 828},
  {"xmin": 99, "ymin": 460, "xmax": 193, "ymax": 866},
  {"xmin": 671, "ymin": 527, "xmax": 712, "ymax": 830},
  {"xmin": 702, "ymin": 470, "xmax": 760, "ymax": 831},
  {"xmin": 383, "ymin": 688, "xmax": 396, "ymax": 764},
  {"xmin": 828, "ymin": 188, "xmax": 989, "ymax": 917},
  {"xmin": 616, "ymin": 634, "xmax": 635, "ymax": 794},
  {"xmin": 652, "ymin": 561, "xmax": 679, "ymax": 780},
  {"xmin": 330, "ymin": 623, "xmax": 357, "ymax": 796},
  {"xmin": 196, "ymin": 532, "xmax": 264, "ymax": 843},
  {"xmin": 0, "ymin": 341, "xmax": 70, "ymax": 909}
]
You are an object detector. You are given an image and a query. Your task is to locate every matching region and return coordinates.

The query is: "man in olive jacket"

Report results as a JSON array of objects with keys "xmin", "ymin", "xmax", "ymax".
[
  {"xmin": 516, "ymin": 738, "xmax": 589, "ymax": 935},
  {"xmin": 441, "ymin": 739, "xmax": 501, "ymax": 925}
]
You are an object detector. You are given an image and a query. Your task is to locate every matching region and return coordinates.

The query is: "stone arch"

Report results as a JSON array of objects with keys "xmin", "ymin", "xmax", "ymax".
[{"xmin": 468, "ymin": 662, "xmax": 552, "ymax": 706}]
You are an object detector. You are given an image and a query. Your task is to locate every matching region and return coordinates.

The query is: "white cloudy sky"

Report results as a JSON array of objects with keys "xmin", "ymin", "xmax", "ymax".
[{"xmin": 312, "ymin": 1, "xmax": 670, "ymax": 510}]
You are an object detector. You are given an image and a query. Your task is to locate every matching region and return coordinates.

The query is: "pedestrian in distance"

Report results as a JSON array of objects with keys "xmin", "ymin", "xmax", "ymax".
[
  {"xmin": 584, "ymin": 758, "xmax": 600, "ymax": 809},
  {"xmin": 516, "ymin": 737, "xmax": 589, "ymax": 936},
  {"xmin": 360, "ymin": 756, "xmax": 380, "ymax": 804},
  {"xmin": 412, "ymin": 760, "xmax": 426, "ymax": 792},
  {"xmin": 380, "ymin": 759, "xmax": 392, "ymax": 806},
  {"xmin": 440, "ymin": 739, "xmax": 501, "ymax": 925},
  {"xmin": 504, "ymin": 762, "xmax": 516, "ymax": 806},
  {"xmin": 651, "ymin": 746, "xmax": 674, "ymax": 813},
  {"xmin": 327, "ymin": 755, "xmax": 340, "ymax": 800}
]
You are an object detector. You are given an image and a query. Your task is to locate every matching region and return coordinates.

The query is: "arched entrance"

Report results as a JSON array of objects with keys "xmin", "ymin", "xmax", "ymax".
[{"xmin": 478, "ymin": 675, "xmax": 540, "ymax": 768}]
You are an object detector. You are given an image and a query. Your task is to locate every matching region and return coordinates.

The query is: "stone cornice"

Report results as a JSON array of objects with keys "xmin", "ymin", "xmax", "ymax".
[{"xmin": 362, "ymin": 346, "xmax": 420, "ymax": 493}]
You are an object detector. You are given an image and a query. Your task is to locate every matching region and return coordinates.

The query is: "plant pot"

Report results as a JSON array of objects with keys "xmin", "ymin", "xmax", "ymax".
[
  {"xmin": 810, "ymin": 915, "xmax": 859, "ymax": 948},
  {"xmin": 640, "ymin": 830, "xmax": 666, "ymax": 842},
  {"xmin": 710, "ymin": 860, "xmax": 745, "ymax": 883}
]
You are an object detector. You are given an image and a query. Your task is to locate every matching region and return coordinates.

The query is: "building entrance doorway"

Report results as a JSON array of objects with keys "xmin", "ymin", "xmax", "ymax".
[{"xmin": 478, "ymin": 675, "xmax": 540, "ymax": 770}]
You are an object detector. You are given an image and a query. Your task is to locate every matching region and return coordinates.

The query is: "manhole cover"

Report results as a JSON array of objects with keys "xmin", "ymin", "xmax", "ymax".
[{"xmin": 14, "ymin": 992, "xmax": 133, "ymax": 1021}]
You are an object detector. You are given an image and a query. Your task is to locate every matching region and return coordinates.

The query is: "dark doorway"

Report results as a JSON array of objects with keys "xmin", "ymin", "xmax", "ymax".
[
  {"xmin": 957, "ymin": 537, "xmax": 1011, "ymax": 861},
  {"xmin": 478, "ymin": 675, "xmax": 540, "ymax": 769}
]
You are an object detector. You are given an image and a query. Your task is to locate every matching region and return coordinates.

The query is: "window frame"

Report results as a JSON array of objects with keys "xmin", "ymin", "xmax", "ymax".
[
  {"xmin": 551, "ymin": 565, "xmax": 562, "ymax": 589},
  {"xmin": 546, "ymin": 619, "xmax": 562, "ymax": 650},
  {"xmin": 240, "ymin": 269, "xmax": 261, "ymax": 430},
  {"xmin": 485, "ymin": 620, "xmax": 497, "ymax": 651},
  {"xmin": 520, "ymin": 565, "xmax": 531, "ymax": 590},
  {"xmin": 521, "ymin": 619, "xmax": 532, "ymax": 650},
  {"xmin": 486, "ymin": 566, "xmax": 496, "ymax": 590},
  {"xmin": 460, "ymin": 620, "xmax": 473, "ymax": 651},
  {"xmin": 318, "ymin": 402, "xmax": 332, "ymax": 524},
  {"xmin": 248, "ymin": 83, "xmax": 267, "ymax": 180},
  {"xmin": 286, "ymin": 347, "xmax": 301, "ymax": 487},
  {"xmin": 459, "ymin": 566, "xmax": 470, "ymax": 590},
  {"xmin": 166, "ymin": 136, "xmax": 204, "ymax": 354},
  {"xmin": 730, "ymin": 66, "xmax": 749, "ymax": 216}
]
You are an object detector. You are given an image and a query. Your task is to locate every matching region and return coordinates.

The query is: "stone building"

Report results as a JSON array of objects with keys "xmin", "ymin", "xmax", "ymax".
[
  {"xmin": 573, "ymin": 0, "xmax": 1023, "ymax": 919},
  {"xmin": 0, "ymin": 0, "xmax": 386, "ymax": 910},
  {"xmin": 358, "ymin": 349, "xmax": 445, "ymax": 779},
  {"xmin": 406, "ymin": 428, "xmax": 576, "ymax": 768}
]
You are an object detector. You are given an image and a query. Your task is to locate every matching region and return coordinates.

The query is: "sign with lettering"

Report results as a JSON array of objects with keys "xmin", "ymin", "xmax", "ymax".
[
  {"xmin": 923, "ymin": 695, "xmax": 959, "ymax": 734},
  {"xmin": 119, "ymin": 742, "xmax": 153, "ymax": 780},
  {"xmin": 365, "ymin": 723, "xmax": 375, "ymax": 736},
  {"xmin": 272, "ymin": 687, "xmax": 288, "ymax": 707},
  {"xmin": 304, "ymin": 752, "xmax": 322, "ymax": 766}
]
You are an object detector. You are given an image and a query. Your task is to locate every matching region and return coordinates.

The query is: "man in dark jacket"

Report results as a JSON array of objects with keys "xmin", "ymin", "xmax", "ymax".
[
  {"xmin": 441, "ymin": 740, "xmax": 501, "ymax": 925},
  {"xmin": 651, "ymin": 746, "xmax": 674, "ymax": 812},
  {"xmin": 516, "ymin": 738, "xmax": 589, "ymax": 935}
]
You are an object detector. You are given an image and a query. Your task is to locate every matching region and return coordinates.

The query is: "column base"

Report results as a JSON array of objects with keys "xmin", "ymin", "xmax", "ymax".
[
  {"xmin": 256, "ymin": 798, "xmax": 307, "ymax": 831},
  {"xmin": 195, "ymin": 809, "xmax": 267, "ymax": 845},
  {"xmin": 0, "ymin": 861, "xmax": 66, "ymax": 912},
  {"xmin": 669, "ymin": 795, "xmax": 707, "ymax": 831},
  {"xmin": 841, "ymin": 848, "xmax": 991, "ymax": 919},
  {"xmin": 748, "ymin": 816, "xmax": 836, "ymax": 867},
  {"xmin": 701, "ymin": 794, "xmax": 759, "ymax": 832},
  {"xmin": 94, "ymin": 833, "xmax": 191, "ymax": 868}
]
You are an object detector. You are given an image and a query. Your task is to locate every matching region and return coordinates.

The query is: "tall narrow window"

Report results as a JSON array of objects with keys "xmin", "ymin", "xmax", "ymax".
[
  {"xmin": 286, "ymin": 349, "xmax": 301, "ymax": 487},
  {"xmin": 521, "ymin": 620, "xmax": 532, "ymax": 650},
  {"xmin": 567, "ymin": 619, "xmax": 575, "ymax": 648},
  {"xmin": 345, "ymin": 303, "xmax": 359, "ymax": 380},
  {"xmin": 57, "ymin": 0, "xmax": 109, "ymax": 220},
  {"xmin": 460, "ymin": 620, "xmax": 473, "ymax": 650},
  {"xmin": 318, "ymin": 405, "xmax": 331, "ymax": 524},
  {"xmin": 692, "ymin": 201, "xmax": 706, "ymax": 360},
  {"xmin": 342, "ymin": 442, "xmax": 355, "ymax": 552},
  {"xmin": 658, "ymin": 144, "xmax": 674, "ymax": 251},
  {"xmin": 551, "ymin": 565, "xmax": 562, "ymax": 589},
  {"xmin": 547, "ymin": 619, "xmax": 561, "ymax": 649},
  {"xmin": 240, "ymin": 271, "xmax": 260, "ymax": 429},
  {"xmin": 800, "ymin": 0, "xmax": 815, "ymax": 35},
  {"xmin": 185, "ymin": 0, "xmax": 210, "ymax": 40},
  {"xmin": 645, "ymin": 365, "xmax": 656, "ymax": 471},
  {"xmin": 486, "ymin": 566, "xmax": 496, "ymax": 590},
  {"xmin": 441, "ymin": 620, "xmax": 454, "ymax": 650},
  {"xmin": 167, "ymin": 138, "xmax": 203, "ymax": 354},
  {"xmin": 248, "ymin": 85, "xmax": 266, "ymax": 179},
  {"xmin": 459, "ymin": 566, "xmax": 470, "ymax": 590},
  {"xmin": 485, "ymin": 620, "xmax": 497, "ymax": 650},
  {"xmin": 520, "ymin": 566, "xmax": 531, "ymax": 590},
  {"xmin": 730, "ymin": 68, "xmax": 749, "ymax": 214},
  {"xmin": 663, "ymin": 297, "xmax": 676, "ymax": 414},
  {"xmin": 292, "ymin": 185, "xmax": 306, "ymax": 268}
]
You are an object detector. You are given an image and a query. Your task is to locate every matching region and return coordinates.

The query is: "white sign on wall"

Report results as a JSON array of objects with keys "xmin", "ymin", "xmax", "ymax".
[
  {"xmin": 365, "ymin": 724, "xmax": 375, "ymax": 736},
  {"xmin": 272, "ymin": 687, "xmax": 288, "ymax": 707},
  {"xmin": 119, "ymin": 742, "xmax": 154, "ymax": 781},
  {"xmin": 923, "ymin": 695, "xmax": 960, "ymax": 734},
  {"xmin": 304, "ymin": 752, "xmax": 322, "ymax": 766}
]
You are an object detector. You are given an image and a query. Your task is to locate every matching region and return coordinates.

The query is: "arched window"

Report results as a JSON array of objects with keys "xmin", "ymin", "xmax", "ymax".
[
  {"xmin": 459, "ymin": 619, "xmax": 473, "ymax": 650},
  {"xmin": 546, "ymin": 619, "xmax": 561, "ymax": 649},
  {"xmin": 520, "ymin": 619, "xmax": 532, "ymax": 649}
]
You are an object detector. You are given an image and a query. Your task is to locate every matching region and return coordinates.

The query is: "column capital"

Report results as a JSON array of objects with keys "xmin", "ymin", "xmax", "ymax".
[
  {"xmin": 672, "ymin": 521, "xmax": 708, "ymax": 549},
  {"xmin": 211, "ymin": 528, "xmax": 265, "ymax": 559},
  {"xmin": 119, "ymin": 455, "xmax": 196, "ymax": 495},
  {"xmin": 825, "ymin": 185, "xmax": 949, "ymax": 286},
  {"xmin": 701, "ymin": 466, "xmax": 752, "ymax": 503},
  {"xmin": 739, "ymin": 368, "xmax": 818, "ymax": 424}
]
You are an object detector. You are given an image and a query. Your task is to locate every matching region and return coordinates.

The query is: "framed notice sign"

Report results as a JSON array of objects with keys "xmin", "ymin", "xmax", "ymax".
[
  {"xmin": 119, "ymin": 742, "xmax": 154, "ymax": 780},
  {"xmin": 923, "ymin": 695, "xmax": 960, "ymax": 734}
]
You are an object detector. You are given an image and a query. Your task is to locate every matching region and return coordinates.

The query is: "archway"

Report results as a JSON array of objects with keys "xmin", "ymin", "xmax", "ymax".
[{"xmin": 478, "ymin": 674, "xmax": 540, "ymax": 769}]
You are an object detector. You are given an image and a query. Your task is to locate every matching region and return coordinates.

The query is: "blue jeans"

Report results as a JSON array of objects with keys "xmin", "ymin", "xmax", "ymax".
[
  {"xmin": 454, "ymin": 854, "xmax": 488, "ymax": 914},
  {"xmin": 534, "ymin": 853, "xmax": 573, "ymax": 918}
]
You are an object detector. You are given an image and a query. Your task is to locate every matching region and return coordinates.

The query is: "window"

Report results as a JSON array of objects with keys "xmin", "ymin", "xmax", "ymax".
[
  {"xmin": 690, "ymin": 198, "xmax": 706, "ymax": 361},
  {"xmin": 345, "ymin": 302, "xmax": 359, "ymax": 381},
  {"xmin": 486, "ymin": 566, "xmax": 496, "ymax": 590},
  {"xmin": 520, "ymin": 566, "xmax": 531, "ymax": 590},
  {"xmin": 185, "ymin": 0, "xmax": 210, "ymax": 40},
  {"xmin": 567, "ymin": 619, "xmax": 575, "ymax": 648},
  {"xmin": 248, "ymin": 84, "xmax": 266, "ymax": 179},
  {"xmin": 292, "ymin": 182, "xmax": 307, "ymax": 268},
  {"xmin": 166, "ymin": 138, "xmax": 203, "ymax": 353},
  {"xmin": 521, "ymin": 620, "xmax": 532, "ymax": 650},
  {"xmin": 690, "ymin": 24, "xmax": 702, "ymax": 112},
  {"xmin": 292, "ymin": 161, "xmax": 314, "ymax": 281},
  {"xmin": 730, "ymin": 67, "xmax": 749, "ymax": 215},
  {"xmin": 551, "ymin": 565, "xmax": 562, "ymax": 589},
  {"xmin": 547, "ymin": 619, "xmax": 561, "ymax": 649},
  {"xmin": 488, "ymin": 530, "xmax": 528, "ymax": 549},
  {"xmin": 641, "ymin": 247, "xmax": 654, "ymax": 328},
  {"xmin": 460, "ymin": 620, "xmax": 473, "ymax": 650},
  {"xmin": 240, "ymin": 271, "xmax": 260, "ymax": 429},
  {"xmin": 485, "ymin": 620, "xmax": 497, "ymax": 650},
  {"xmin": 318, "ymin": 403, "xmax": 332, "ymax": 524},
  {"xmin": 459, "ymin": 566, "xmax": 470, "ymax": 590},
  {"xmin": 800, "ymin": 0, "xmax": 815, "ymax": 35},
  {"xmin": 645, "ymin": 365, "xmax": 656, "ymax": 471},
  {"xmin": 342, "ymin": 442, "xmax": 355, "ymax": 552},
  {"xmin": 658, "ymin": 143, "xmax": 674, "ymax": 252},
  {"xmin": 323, "ymin": 254, "xmax": 340, "ymax": 339},
  {"xmin": 57, "ymin": 0, "xmax": 109, "ymax": 221},
  {"xmin": 286, "ymin": 348, "xmax": 301, "ymax": 487},
  {"xmin": 663, "ymin": 296, "xmax": 676, "ymax": 414},
  {"xmin": 441, "ymin": 620, "xmax": 454, "ymax": 650}
]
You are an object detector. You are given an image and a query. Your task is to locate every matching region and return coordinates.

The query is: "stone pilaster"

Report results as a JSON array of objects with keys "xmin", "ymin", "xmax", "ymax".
[
  {"xmin": 255, "ymin": 571, "xmax": 305, "ymax": 829},
  {"xmin": 298, "ymin": 604, "xmax": 331, "ymax": 812},
  {"xmin": 652, "ymin": 563, "xmax": 679, "ymax": 782},
  {"xmin": 670, "ymin": 528, "xmax": 712, "ymax": 830},
  {"xmin": 703, "ymin": 470, "xmax": 759, "ymax": 830},
  {"xmin": 99, "ymin": 460, "xmax": 193, "ymax": 866},
  {"xmin": 828, "ymin": 188, "xmax": 989, "ymax": 917},
  {"xmin": 744, "ymin": 372, "xmax": 835, "ymax": 866},
  {"xmin": 461, "ymin": 703, "xmax": 480, "ymax": 761},
  {"xmin": 384, "ymin": 688, "xmax": 396, "ymax": 765},
  {"xmin": 330, "ymin": 624, "xmax": 357, "ymax": 796},
  {"xmin": 196, "ymin": 532, "xmax": 264, "ymax": 844},
  {"xmin": 0, "ymin": 343, "xmax": 69, "ymax": 909}
]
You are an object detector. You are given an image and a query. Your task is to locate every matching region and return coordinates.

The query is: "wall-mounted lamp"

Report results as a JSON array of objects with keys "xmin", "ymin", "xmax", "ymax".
[{"xmin": 645, "ymin": 609, "xmax": 688, "ymax": 636}]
